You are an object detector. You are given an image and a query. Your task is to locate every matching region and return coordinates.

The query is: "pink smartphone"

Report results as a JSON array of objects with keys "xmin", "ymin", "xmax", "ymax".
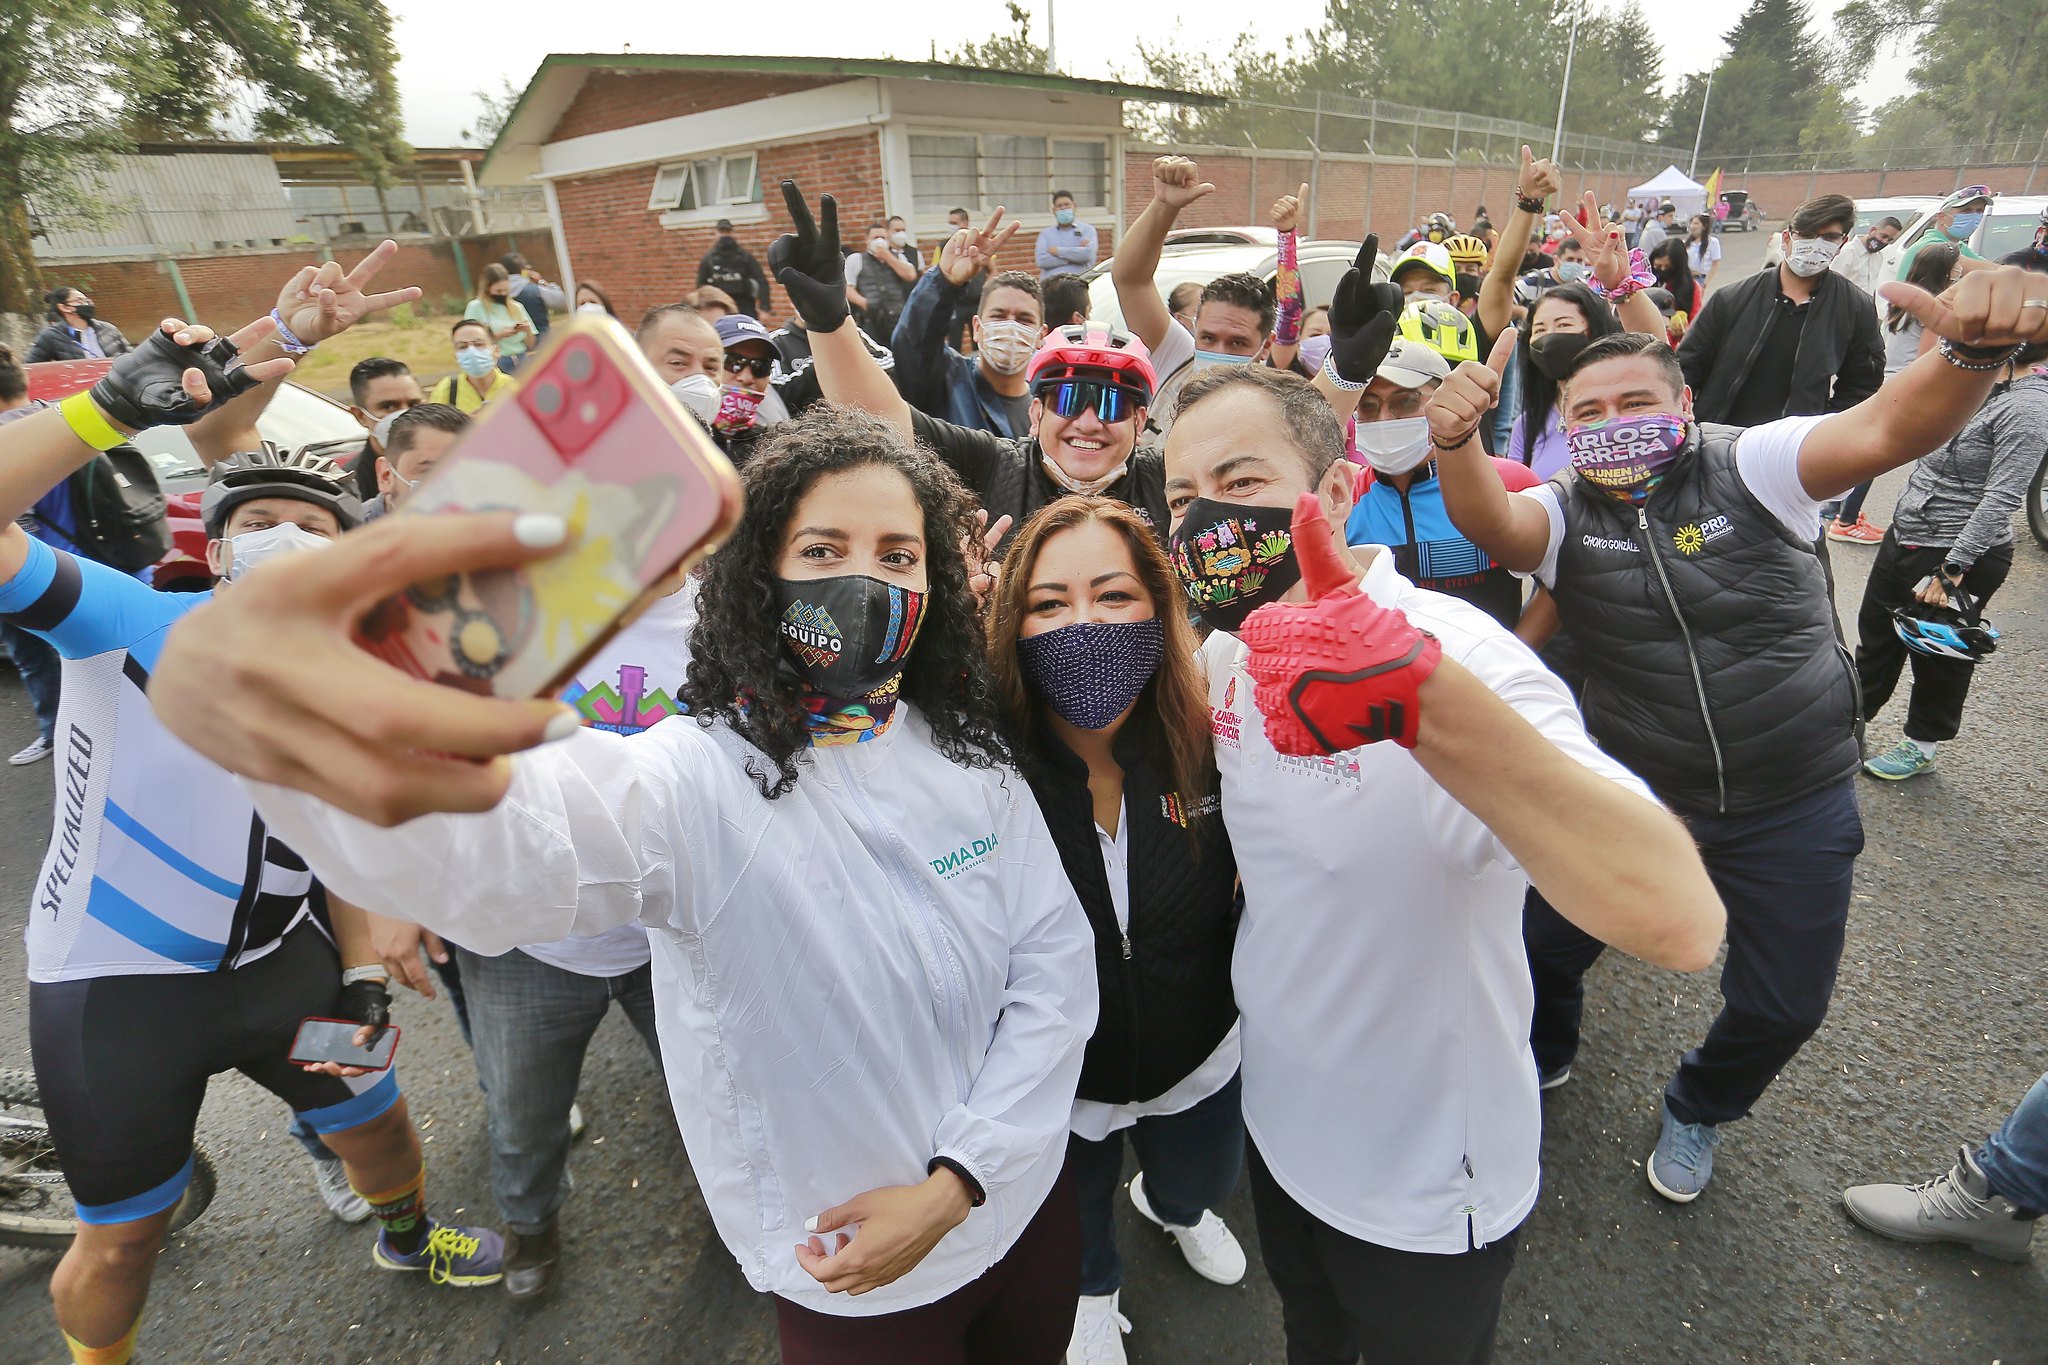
[{"xmin": 354, "ymin": 315, "xmax": 742, "ymax": 699}]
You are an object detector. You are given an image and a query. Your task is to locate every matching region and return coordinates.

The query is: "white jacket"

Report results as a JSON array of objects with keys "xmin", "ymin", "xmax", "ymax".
[{"xmin": 250, "ymin": 706, "xmax": 1097, "ymax": 1316}]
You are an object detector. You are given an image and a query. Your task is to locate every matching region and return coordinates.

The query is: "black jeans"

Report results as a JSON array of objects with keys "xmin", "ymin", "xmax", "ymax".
[
  {"xmin": 1247, "ymin": 1143, "xmax": 1518, "ymax": 1365},
  {"xmin": 1526, "ymin": 776, "xmax": 1863, "ymax": 1127},
  {"xmin": 1854, "ymin": 530, "xmax": 2012, "ymax": 743},
  {"xmin": 1066, "ymin": 1070, "xmax": 1244, "ymax": 1295}
]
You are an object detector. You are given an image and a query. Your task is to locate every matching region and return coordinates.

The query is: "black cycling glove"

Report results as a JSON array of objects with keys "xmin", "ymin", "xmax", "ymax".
[
  {"xmin": 1324, "ymin": 235, "xmax": 1406, "ymax": 387},
  {"xmin": 336, "ymin": 978, "xmax": 393, "ymax": 1037},
  {"xmin": 86, "ymin": 327, "xmax": 265, "ymax": 431},
  {"xmin": 768, "ymin": 180, "xmax": 852, "ymax": 334}
]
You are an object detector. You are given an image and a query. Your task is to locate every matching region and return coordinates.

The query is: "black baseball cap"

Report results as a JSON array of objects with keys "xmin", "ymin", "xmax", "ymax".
[{"xmin": 715, "ymin": 218, "xmax": 735, "ymax": 233}]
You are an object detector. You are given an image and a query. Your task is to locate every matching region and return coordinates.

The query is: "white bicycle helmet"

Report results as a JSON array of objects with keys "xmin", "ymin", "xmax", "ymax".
[{"xmin": 201, "ymin": 444, "xmax": 363, "ymax": 537}]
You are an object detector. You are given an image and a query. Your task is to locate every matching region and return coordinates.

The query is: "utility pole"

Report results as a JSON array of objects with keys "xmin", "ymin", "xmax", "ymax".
[
  {"xmin": 1046, "ymin": 0, "xmax": 1057, "ymax": 73},
  {"xmin": 1688, "ymin": 71, "xmax": 1715, "ymax": 179},
  {"xmin": 1551, "ymin": 0, "xmax": 1581, "ymax": 164}
]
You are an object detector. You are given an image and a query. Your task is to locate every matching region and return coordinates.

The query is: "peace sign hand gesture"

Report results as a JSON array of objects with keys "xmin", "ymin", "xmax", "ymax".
[
  {"xmin": 272, "ymin": 240, "xmax": 423, "ymax": 348},
  {"xmin": 939, "ymin": 207, "xmax": 1022, "ymax": 287},
  {"xmin": 1240, "ymin": 494, "xmax": 1443, "ymax": 755},
  {"xmin": 1555, "ymin": 192, "xmax": 1633, "ymax": 292},
  {"xmin": 769, "ymin": 180, "xmax": 853, "ymax": 333}
]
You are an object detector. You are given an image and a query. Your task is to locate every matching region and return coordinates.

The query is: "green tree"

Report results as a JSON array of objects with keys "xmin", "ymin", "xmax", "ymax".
[
  {"xmin": 1798, "ymin": 85, "xmax": 1864, "ymax": 159},
  {"xmin": 1663, "ymin": 0, "xmax": 1828, "ymax": 162},
  {"xmin": 944, "ymin": 1, "xmax": 1050, "ymax": 74},
  {"xmin": 462, "ymin": 78, "xmax": 525, "ymax": 148},
  {"xmin": 1570, "ymin": 1, "xmax": 1666, "ymax": 146},
  {"xmin": 0, "ymin": 0, "xmax": 407, "ymax": 315},
  {"xmin": 1836, "ymin": 0, "xmax": 2048, "ymax": 153}
]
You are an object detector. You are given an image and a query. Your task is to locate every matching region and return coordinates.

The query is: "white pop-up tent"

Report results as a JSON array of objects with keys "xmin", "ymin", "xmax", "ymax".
[{"xmin": 1627, "ymin": 165, "xmax": 1709, "ymax": 216}]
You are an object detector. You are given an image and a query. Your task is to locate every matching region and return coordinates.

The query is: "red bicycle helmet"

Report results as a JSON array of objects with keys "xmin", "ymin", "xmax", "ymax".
[{"xmin": 1026, "ymin": 323, "xmax": 1157, "ymax": 404}]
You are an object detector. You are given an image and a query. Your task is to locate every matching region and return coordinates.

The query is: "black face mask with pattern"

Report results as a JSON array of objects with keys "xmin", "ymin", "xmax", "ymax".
[{"xmin": 1169, "ymin": 498, "xmax": 1303, "ymax": 633}]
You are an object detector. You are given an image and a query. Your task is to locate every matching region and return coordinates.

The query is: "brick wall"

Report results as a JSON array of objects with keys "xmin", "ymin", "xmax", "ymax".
[
  {"xmin": 42, "ymin": 233, "xmax": 561, "ymax": 340},
  {"xmin": 552, "ymin": 71, "xmax": 838, "ymax": 142},
  {"xmin": 556, "ymin": 131, "xmax": 886, "ymax": 329}
]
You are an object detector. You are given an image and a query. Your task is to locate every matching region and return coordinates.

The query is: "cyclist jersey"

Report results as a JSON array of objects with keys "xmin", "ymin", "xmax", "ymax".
[
  {"xmin": 0, "ymin": 537, "xmax": 314, "ymax": 983},
  {"xmin": 1346, "ymin": 460, "xmax": 1538, "ymax": 629}
]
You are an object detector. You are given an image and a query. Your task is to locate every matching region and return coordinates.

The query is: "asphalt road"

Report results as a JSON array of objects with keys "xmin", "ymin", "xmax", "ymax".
[{"xmin": 3, "ymin": 232, "xmax": 2046, "ymax": 1363}]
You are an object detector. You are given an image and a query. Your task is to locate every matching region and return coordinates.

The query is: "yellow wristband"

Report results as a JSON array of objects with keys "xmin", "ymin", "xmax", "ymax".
[{"xmin": 58, "ymin": 391, "xmax": 130, "ymax": 452}]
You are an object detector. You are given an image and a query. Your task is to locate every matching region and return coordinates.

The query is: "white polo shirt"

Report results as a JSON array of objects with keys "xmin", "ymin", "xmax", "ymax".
[{"xmin": 1205, "ymin": 548, "xmax": 1656, "ymax": 1254}]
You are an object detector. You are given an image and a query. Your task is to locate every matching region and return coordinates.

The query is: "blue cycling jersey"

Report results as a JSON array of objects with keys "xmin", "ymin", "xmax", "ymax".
[
  {"xmin": 1347, "ymin": 468, "xmax": 1524, "ymax": 629},
  {"xmin": 0, "ymin": 538, "xmax": 313, "ymax": 982}
]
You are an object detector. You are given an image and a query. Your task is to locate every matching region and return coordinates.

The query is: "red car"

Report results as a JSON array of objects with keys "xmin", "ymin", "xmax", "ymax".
[{"xmin": 25, "ymin": 360, "xmax": 369, "ymax": 590}]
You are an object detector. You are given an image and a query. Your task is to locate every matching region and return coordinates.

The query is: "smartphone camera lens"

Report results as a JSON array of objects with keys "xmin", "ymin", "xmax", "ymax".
[
  {"xmin": 564, "ymin": 347, "xmax": 594, "ymax": 383},
  {"xmin": 534, "ymin": 381, "xmax": 563, "ymax": 416}
]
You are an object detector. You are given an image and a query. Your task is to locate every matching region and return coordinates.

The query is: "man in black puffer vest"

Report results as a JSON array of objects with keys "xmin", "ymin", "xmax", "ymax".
[{"xmin": 1431, "ymin": 275, "xmax": 2048, "ymax": 1202}]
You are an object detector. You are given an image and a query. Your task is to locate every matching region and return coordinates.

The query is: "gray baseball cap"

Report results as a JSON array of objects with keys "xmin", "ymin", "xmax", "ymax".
[{"xmin": 1376, "ymin": 338, "xmax": 1452, "ymax": 389}]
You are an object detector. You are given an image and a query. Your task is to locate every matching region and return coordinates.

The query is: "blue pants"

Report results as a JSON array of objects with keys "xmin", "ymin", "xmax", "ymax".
[
  {"xmin": 1066, "ymin": 1070, "xmax": 1244, "ymax": 1296},
  {"xmin": 457, "ymin": 944, "xmax": 660, "ymax": 1233},
  {"xmin": 1527, "ymin": 777, "xmax": 1863, "ymax": 1127},
  {"xmin": 1979, "ymin": 1073, "xmax": 2048, "ymax": 1216},
  {"xmin": 2, "ymin": 622, "xmax": 60, "ymax": 743}
]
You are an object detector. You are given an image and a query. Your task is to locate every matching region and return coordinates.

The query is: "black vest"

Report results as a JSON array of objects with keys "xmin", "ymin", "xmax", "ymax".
[
  {"xmin": 1023, "ymin": 722, "xmax": 1238, "ymax": 1106},
  {"xmin": 1549, "ymin": 424, "xmax": 1861, "ymax": 816},
  {"xmin": 855, "ymin": 252, "xmax": 913, "ymax": 326}
]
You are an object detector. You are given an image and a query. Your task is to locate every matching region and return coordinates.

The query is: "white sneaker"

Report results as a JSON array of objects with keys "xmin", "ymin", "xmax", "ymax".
[
  {"xmin": 311, "ymin": 1153, "xmax": 371, "ymax": 1224},
  {"xmin": 8, "ymin": 735, "xmax": 51, "ymax": 766},
  {"xmin": 1129, "ymin": 1171, "xmax": 1247, "ymax": 1285},
  {"xmin": 569, "ymin": 1101, "xmax": 586, "ymax": 1140},
  {"xmin": 1066, "ymin": 1291, "xmax": 1131, "ymax": 1364}
]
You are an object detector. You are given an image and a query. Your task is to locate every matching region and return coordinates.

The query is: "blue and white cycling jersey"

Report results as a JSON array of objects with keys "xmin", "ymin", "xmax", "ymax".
[{"xmin": 0, "ymin": 538, "xmax": 314, "ymax": 983}]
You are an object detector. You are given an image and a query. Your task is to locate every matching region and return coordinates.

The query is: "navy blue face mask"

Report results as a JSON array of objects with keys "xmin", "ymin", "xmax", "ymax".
[{"xmin": 1017, "ymin": 619, "xmax": 1166, "ymax": 730}]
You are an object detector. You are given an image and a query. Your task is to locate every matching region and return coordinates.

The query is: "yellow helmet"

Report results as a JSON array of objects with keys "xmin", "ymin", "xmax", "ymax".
[
  {"xmin": 1443, "ymin": 234, "xmax": 1491, "ymax": 276},
  {"xmin": 1397, "ymin": 299, "xmax": 1479, "ymax": 364}
]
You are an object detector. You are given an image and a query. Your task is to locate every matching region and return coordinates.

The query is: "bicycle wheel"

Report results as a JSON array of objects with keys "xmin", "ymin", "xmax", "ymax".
[
  {"xmin": 0, "ymin": 1067, "xmax": 218, "ymax": 1250},
  {"xmin": 2027, "ymin": 453, "xmax": 2048, "ymax": 552}
]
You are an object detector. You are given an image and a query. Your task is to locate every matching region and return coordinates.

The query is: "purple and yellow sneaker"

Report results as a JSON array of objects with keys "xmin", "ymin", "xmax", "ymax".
[{"xmin": 373, "ymin": 1220, "xmax": 505, "ymax": 1287}]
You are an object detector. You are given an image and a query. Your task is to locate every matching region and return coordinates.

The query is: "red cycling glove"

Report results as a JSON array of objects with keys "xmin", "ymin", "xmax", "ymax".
[{"xmin": 1240, "ymin": 493, "xmax": 1442, "ymax": 755}]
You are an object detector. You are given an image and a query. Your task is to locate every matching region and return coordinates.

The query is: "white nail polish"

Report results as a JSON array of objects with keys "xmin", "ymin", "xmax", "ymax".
[
  {"xmin": 542, "ymin": 711, "xmax": 581, "ymax": 744},
  {"xmin": 804, "ymin": 1216, "xmax": 819, "ymax": 1233},
  {"xmin": 512, "ymin": 513, "xmax": 568, "ymax": 548}
]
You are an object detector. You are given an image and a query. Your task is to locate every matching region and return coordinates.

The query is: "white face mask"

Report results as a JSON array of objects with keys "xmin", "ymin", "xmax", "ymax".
[
  {"xmin": 1039, "ymin": 451, "xmax": 1127, "ymax": 496},
  {"xmin": 1785, "ymin": 235, "xmax": 1843, "ymax": 277},
  {"xmin": 1355, "ymin": 415, "xmax": 1433, "ymax": 477},
  {"xmin": 891, "ymin": 230, "xmax": 912, "ymax": 247},
  {"xmin": 369, "ymin": 410, "xmax": 406, "ymax": 450},
  {"xmin": 220, "ymin": 521, "xmax": 330, "ymax": 581},
  {"xmin": 670, "ymin": 373, "xmax": 721, "ymax": 425},
  {"xmin": 575, "ymin": 301, "xmax": 607, "ymax": 314},
  {"xmin": 977, "ymin": 319, "xmax": 1039, "ymax": 376}
]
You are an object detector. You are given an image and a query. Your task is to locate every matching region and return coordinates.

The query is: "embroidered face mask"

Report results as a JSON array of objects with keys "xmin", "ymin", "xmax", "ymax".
[
  {"xmin": 1017, "ymin": 619, "xmax": 1166, "ymax": 730},
  {"xmin": 1169, "ymin": 498, "xmax": 1304, "ymax": 633},
  {"xmin": 1566, "ymin": 414, "xmax": 1690, "ymax": 506}
]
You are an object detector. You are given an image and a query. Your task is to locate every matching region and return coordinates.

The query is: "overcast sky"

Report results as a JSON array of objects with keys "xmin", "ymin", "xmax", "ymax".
[{"xmin": 390, "ymin": 0, "xmax": 1916, "ymax": 149}]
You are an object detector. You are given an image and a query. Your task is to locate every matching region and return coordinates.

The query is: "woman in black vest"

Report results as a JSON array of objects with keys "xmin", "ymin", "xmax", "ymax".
[{"xmin": 986, "ymin": 496, "xmax": 1244, "ymax": 1364}]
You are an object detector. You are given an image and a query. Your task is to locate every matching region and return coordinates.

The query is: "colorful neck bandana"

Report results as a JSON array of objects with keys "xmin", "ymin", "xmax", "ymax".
[{"xmin": 799, "ymin": 677, "xmax": 903, "ymax": 747}]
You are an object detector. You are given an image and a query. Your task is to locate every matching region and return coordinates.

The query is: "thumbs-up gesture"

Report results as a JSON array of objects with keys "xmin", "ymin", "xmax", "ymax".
[
  {"xmin": 1240, "ymin": 493, "xmax": 1442, "ymax": 755},
  {"xmin": 1879, "ymin": 264, "xmax": 2048, "ymax": 350},
  {"xmin": 1425, "ymin": 328, "xmax": 1518, "ymax": 448}
]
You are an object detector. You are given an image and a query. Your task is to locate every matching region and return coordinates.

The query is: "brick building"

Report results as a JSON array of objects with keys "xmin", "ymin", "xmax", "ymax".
[{"xmin": 482, "ymin": 54, "xmax": 1220, "ymax": 328}]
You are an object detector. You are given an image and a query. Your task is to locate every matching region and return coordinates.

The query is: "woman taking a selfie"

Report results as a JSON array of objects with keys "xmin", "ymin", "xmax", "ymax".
[
  {"xmin": 986, "ymin": 497, "xmax": 1244, "ymax": 1363},
  {"xmin": 227, "ymin": 407, "xmax": 1098, "ymax": 1364}
]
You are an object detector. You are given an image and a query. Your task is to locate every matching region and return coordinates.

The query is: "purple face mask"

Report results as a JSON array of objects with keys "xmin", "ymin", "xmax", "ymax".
[
  {"xmin": 1017, "ymin": 619, "xmax": 1165, "ymax": 730},
  {"xmin": 1566, "ymin": 413, "xmax": 1690, "ymax": 505}
]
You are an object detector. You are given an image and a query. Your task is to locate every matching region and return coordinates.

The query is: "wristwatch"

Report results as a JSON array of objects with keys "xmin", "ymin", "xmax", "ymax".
[
  {"xmin": 340, "ymin": 964, "xmax": 391, "ymax": 987},
  {"xmin": 1940, "ymin": 561, "xmax": 1967, "ymax": 583}
]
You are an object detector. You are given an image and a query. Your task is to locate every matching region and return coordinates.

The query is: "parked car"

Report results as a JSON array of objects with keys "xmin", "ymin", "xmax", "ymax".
[
  {"xmin": 23, "ymin": 360, "xmax": 367, "ymax": 590},
  {"xmin": 1082, "ymin": 234, "xmax": 1391, "ymax": 333},
  {"xmin": 1717, "ymin": 191, "xmax": 1766, "ymax": 232},
  {"xmin": 1883, "ymin": 190, "xmax": 2048, "ymax": 281},
  {"xmin": 1851, "ymin": 195, "xmax": 1941, "ymax": 237}
]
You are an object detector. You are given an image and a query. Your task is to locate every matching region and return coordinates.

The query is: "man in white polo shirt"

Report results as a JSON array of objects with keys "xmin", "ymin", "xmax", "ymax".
[{"xmin": 1162, "ymin": 362, "xmax": 1725, "ymax": 1364}]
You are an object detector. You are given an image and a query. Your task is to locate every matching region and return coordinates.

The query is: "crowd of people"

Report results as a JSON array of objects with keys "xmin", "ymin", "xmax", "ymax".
[{"xmin": 5, "ymin": 134, "xmax": 2048, "ymax": 1365}]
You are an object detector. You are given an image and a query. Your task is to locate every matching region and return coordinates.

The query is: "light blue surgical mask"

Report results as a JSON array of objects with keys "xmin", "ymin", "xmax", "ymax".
[
  {"xmin": 1192, "ymin": 349, "xmax": 1255, "ymax": 372},
  {"xmin": 455, "ymin": 347, "xmax": 497, "ymax": 377},
  {"xmin": 1055, "ymin": 208, "xmax": 1076, "ymax": 226},
  {"xmin": 1948, "ymin": 211, "xmax": 1985, "ymax": 239},
  {"xmin": 1557, "ymin": 261, "xmax": 1590, "ymax": 283}
]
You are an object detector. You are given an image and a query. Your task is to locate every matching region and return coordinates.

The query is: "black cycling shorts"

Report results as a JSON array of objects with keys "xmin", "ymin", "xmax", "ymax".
[{"xmin": 29, "ymin": 922, "xmax": 402, "ymax": 1224}]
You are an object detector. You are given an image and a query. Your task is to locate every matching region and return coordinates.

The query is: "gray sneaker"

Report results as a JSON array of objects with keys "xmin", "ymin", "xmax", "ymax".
[
  {"xmin": 1647, "ymin": 1102, "xmax": 1720, "ymax": 1203},
  {"xmin": 312, "ymin": 1153, "xmax": 371, "ymax": 1224},
  {"xmin": 1843, "ymin": 1147, "xmax": 2036, "ymax": 1262}
]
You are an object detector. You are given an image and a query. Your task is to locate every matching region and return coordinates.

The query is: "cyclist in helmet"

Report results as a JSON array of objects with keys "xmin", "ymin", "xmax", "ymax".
[
  {"xmin": 1443, "ymin": 233, "xmax": 1491, "ymax": 281},
  {"xmin": 766, "ymin": 181, "xmax": 1166, "ymax": 553},
  {"xmin": 1399, "ymin": 298, "xmax": 1480, "ymax": 364},
  {"xmin": 1390, "ymin": 242, "xmax": 1460, "ymax": 308},
  {"xmin": 0, "ymin": 250, "xmax": 505, "ymax": 1365},
  {"xmin": 1424, "ymin": 211, "xmax": 1456, "ymax": 244},
  {"xmin": 1853, "ymin": 322, "xmax": 2048, "ymax": 780}
]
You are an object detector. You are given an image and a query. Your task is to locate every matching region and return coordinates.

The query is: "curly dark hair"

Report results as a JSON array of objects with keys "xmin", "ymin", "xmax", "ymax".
[{"xmin": 681, "ymin": 405, "xmax": 1015, "ymax": 798}]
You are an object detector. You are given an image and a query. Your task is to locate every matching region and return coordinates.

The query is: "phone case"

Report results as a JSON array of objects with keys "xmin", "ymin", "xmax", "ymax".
[
  {"xmin": 354, "ymin": 315, "xmax": 743, "ymax": 699},
  {"xmin": 290, "ymin": 1017, "xmax": 401, "ymax": 1071}
]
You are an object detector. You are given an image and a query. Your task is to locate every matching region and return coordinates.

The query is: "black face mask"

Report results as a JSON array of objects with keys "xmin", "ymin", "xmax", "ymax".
[
  {"xmin": 1530, "ymin": 332, "xmax": 1594, "ymax": 383},
  {"xmin": 772, "ymin": 573, "xmax": 926, "ymax": 697},
  {"xmin": 1169, "ymin": 497, "xmax": 1304, "ymax": 634},
  {"xmin": 72, "ymin": 303, "xmax": 96, "ymax": 325}
]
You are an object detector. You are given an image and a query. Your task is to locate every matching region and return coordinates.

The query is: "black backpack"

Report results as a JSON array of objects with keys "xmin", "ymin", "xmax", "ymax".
[{"xmin": 66, "ymin": 444, "xmax": 171, "ymax": 572}]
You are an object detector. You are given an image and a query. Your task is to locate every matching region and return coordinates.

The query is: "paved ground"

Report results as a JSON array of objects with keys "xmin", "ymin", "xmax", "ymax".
[{"xmin": 3, "ymin": 231, "xmax": 2046, "ymax": 1362}]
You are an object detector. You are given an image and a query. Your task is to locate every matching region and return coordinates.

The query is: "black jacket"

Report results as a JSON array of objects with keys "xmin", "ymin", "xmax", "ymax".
[
  {"xmin": 25, "ymin": 320, "xmax": 133, "ymax": 364},
  {"xmin": 1023, "ymin": 721, "xmax": 1238, "ymax": 1106},
  {"xmin": 1678, "ymin": 266, "xmax": 1884, "ymax": 423},
  {"xmin": 1547, "ymin": 424, "xmax": 1862, "ymax": 816},
  {"xmin": 909, "ymin": 410, "xmax": 1169, "ymax": 556},
  {"xmin": 696, "ymin": 238, "xmax": 772, "ymax": 317}
]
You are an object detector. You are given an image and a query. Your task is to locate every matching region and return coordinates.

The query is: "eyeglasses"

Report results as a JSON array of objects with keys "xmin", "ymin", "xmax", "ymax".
[
  {"xmin": 723, "ymin": 353, "xmax": 774, "ymax": 378},
  {"xmin": 1034, "ymin": 379, "xmax": 1145, "ymax": 424}
]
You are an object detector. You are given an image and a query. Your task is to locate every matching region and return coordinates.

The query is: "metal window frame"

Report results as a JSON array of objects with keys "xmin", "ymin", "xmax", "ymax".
[{"xmin": 906, "ymin": 131, "xmax": 1111, "ymax": 214}]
